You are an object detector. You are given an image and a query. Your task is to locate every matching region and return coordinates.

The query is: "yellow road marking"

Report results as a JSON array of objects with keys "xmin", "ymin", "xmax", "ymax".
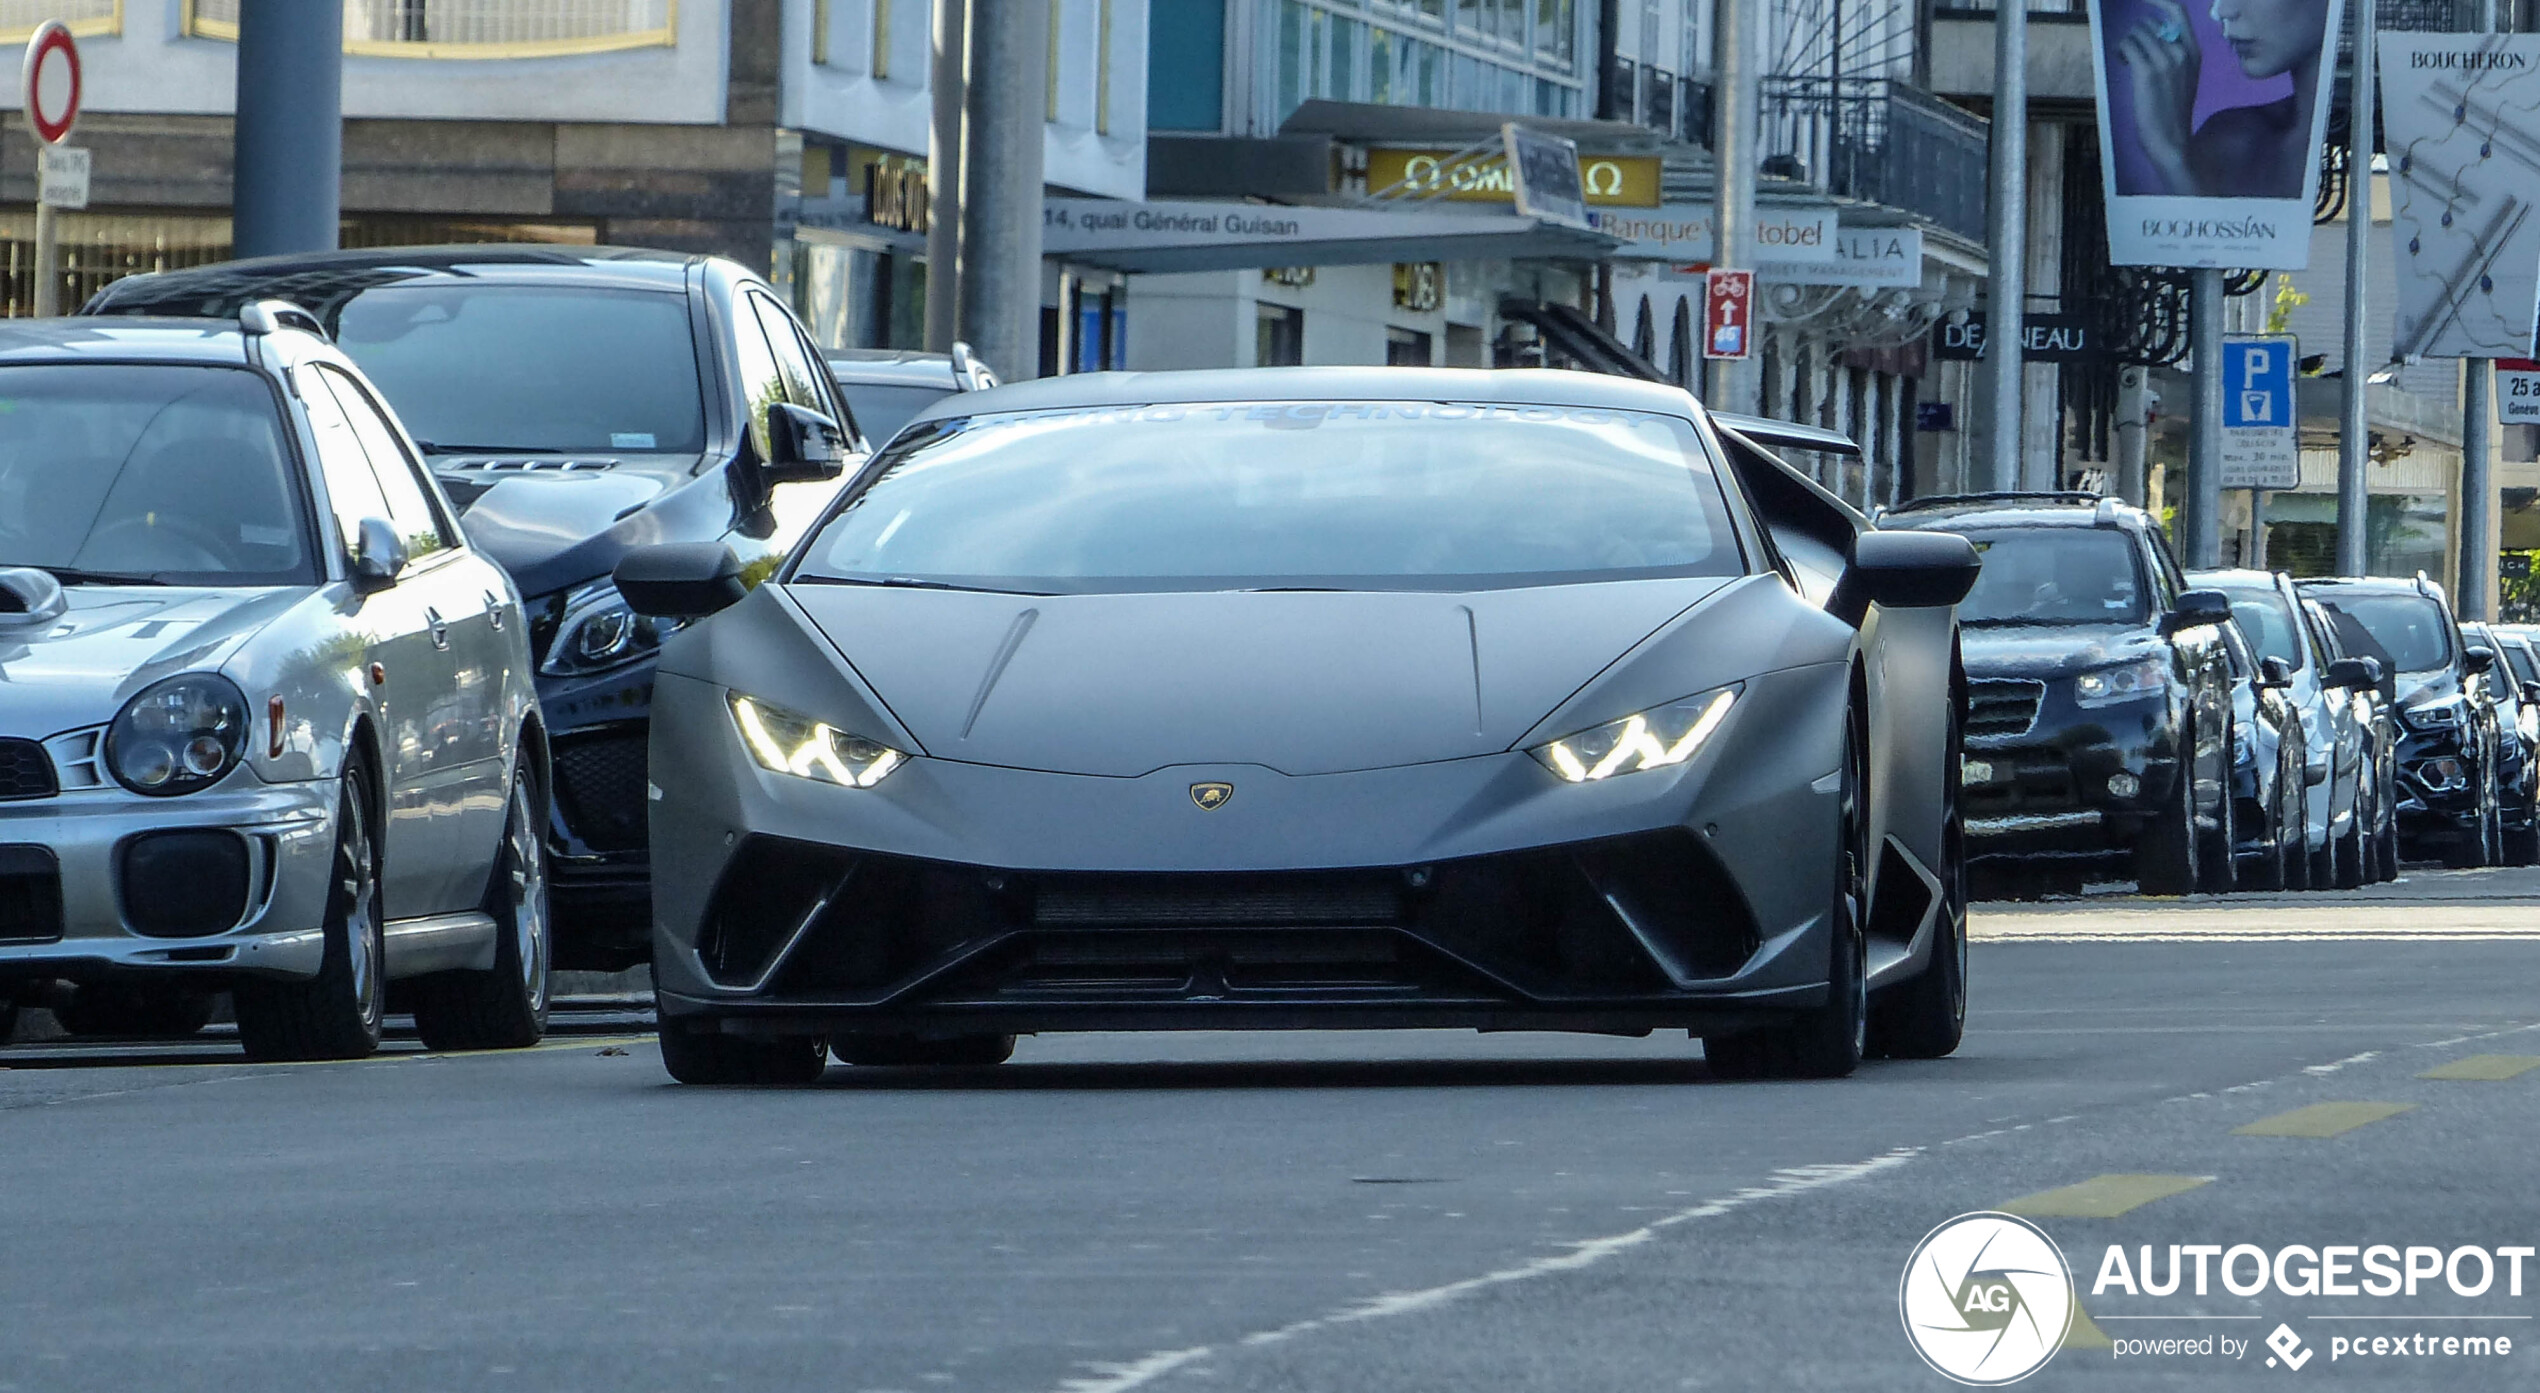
[
  {"xmin": 2233, "ymin": 1101, "xmax": 2414, "ymax": 1137},
  {"xmin": 412, "ymin": 1033, "xmax": 655, "ymax": 1061},
  {"xmin": 2419, "ymin": 1054, "xmax": 2540, "ymax": 1081},
  {"xmin": 1998, "ymin": 1174, "xmax": 2211, "ymax": 1219}
]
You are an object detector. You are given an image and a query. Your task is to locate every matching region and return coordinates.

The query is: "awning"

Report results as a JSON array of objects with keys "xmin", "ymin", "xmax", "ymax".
[{"xmin": 1040, "ymin": 197, "xmax": 1619, "ymax": 274}]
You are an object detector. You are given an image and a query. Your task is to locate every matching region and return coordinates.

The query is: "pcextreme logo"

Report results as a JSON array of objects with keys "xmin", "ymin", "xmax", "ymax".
[{"xmin": 1900, "ymin": 1212, "xmax": 2077, "ymax": 1385}]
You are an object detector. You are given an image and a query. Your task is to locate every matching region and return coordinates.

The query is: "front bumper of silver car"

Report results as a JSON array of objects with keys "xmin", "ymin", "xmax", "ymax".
[{"xmin": 0, "ymin": 769, "xmax": 340, "ymax": 983}]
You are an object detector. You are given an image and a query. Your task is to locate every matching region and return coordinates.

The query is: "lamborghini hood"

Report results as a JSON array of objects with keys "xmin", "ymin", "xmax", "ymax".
[{"xmin": 782, "ymin": 578, "xmax": 1733, "ymax": 777}]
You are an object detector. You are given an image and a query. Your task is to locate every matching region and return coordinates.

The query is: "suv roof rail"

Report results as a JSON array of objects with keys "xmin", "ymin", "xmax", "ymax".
[
  {"xmin": 239, "ymin": 300, "xmax": 329, "ymax": 340},
  {"xmin": 1882, "ymin": 490, "xmax": 2104, "ymax": 517}
]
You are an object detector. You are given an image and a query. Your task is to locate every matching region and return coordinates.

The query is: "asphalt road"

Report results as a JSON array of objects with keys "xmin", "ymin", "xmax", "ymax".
[{"xmin": 5, "ymin": 871, "xmax": 2538, "ymax": 1392}]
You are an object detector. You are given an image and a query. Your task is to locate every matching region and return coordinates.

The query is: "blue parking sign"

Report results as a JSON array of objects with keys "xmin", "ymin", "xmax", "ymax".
[{"xmin": 2222, "ymin": 337, "xmax": 2295, "ymax": 429}]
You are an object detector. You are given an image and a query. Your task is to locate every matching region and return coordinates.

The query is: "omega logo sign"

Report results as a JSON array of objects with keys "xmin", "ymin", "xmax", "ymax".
[{"xmin": 1370, "ymin": 148, "xmax": 1660, "ymax": 208}]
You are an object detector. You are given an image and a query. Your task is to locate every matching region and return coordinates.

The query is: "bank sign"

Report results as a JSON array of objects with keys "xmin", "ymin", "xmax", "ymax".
[
  {"xmin": 1367, "ymin": 147, "xmax": 1662, "ymax": 208},
  {"xmin": 1586, "ymin": 205, "xmax": 1839, "ymax": 265}
]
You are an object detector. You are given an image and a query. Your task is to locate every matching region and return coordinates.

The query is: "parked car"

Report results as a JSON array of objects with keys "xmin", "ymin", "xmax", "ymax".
[
  {"xmin": 86, "ymin": 247, "xmax": 863, "ymax": 969},
  {"xmin": 0, "ymin": 308, "xmax": 550, "ymax": 1059},
  {"xmin": 822, "ymin": 345, "xmax": 996, "ymax": 447},
  {"xmin": 2301, "ymin": 576, "xmax": 2499, "ymax": 867},
  {"xmin": 2214, "ymin": 616, "xmax": 2309, "ymax": 889},
  {"xmin": 617, "ymin": 372, "xmax": 1980, "ymax": 1084},
  {"xmin": 2297, "ymin": 597, "xmax": 2400, "ymax": 883},
  {"xmin": 1877, "ymin": 494, "xmax": 2239, "ymax": 895},
  {"xmin": 2461, "ymin": 620, "xmax": 2540, "ymax": 864},
  {"xmin": 2192, "ymin": 569, "xmax": 2388, "ymax": 888}
]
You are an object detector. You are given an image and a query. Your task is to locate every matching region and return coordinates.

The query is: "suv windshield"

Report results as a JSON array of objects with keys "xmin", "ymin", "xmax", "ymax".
[
  {"xmin": 1950, "ymin": 528, "xmax": 2145, "ymax": 625},
  {"xmin": 334, "ymin": 285, "xmax": 706, "ymax": 454},
  {"xmin": 2211, "ymin": 583, "xmax": 2304, "ymax": 669},
  {"xmin": 0, "ymin": 364, "xmax": 311, "ymax": 585},
  {"xmin": 2311, "ymin": 593, "xmax": 2453, "ymax": 674},
  {"xmin": 795, "ymin": 401, "xmax": 1744, "ymax": 594}
]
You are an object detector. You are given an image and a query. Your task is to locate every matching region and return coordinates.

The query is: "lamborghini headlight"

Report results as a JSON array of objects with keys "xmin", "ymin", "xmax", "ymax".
[
  {"xmin": 2073, "ymin": 657, "xmax": 2169, "ymax": 707},
  {"xmin": 728, "ymin": 693, "xmax": 905, "ymax": 788},
  {"xmin": 1530, "ymin": 688, "xmax": 1737, "ymax": 784}
]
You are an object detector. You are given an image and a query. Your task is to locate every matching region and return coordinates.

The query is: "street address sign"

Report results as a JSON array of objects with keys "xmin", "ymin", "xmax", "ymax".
[
  {"xmin": 2219, "ymin": 335, "xmax": 2301, "ymax": 490},
  {"xmin": 2503, "ymin": 359, "xmax": 2540, "ymax": 426},
  {"xmin": 22, "ymin": 20, "xmax": 79, "ymax": 146}
]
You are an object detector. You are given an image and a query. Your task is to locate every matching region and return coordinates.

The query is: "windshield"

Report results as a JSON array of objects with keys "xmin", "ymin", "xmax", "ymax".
[
  {"xmin": 2211, "ymin": 584, "xmax": 2303, "ymax": 670},
  {"xmin": 334, "ymin": 285, "xmax": 706, "ymax": 454},
  {"xmin": 833, "ymin": 381, "xmax": 951, "ymax": 447},
  {"xmin": 795, "ymin": 401, "xmax": 1745, "ymax": 594},
  {"xmin": 0, "ymin": 364, "xmax": 311, "ymax": 585},
  {"xmin": 1950, "ymin": 528, "xmax": 2145, "ymax": 625},
  {"xmin": 2312, "ymin": 593, "xmax": 2453, "ymax": 673}
]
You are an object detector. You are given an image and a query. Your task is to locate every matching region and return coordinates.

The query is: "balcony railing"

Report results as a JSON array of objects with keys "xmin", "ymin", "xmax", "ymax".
[
  {"xmin": 183, "ymin": 0, "xmax": 677, "ymax": 58},
  {"xmin": 1, "ymin": 0, "xmax": 119, "ymax": 42},
  {"xmin": 1757, "ymin": 76, "xmax": 1990, "ymax": 243}
]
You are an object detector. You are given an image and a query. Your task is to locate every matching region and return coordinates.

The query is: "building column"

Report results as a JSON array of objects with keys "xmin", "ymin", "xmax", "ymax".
[{"xmin": 2021, "ymin": 121, "xmax": 2067, "ymax": 490}]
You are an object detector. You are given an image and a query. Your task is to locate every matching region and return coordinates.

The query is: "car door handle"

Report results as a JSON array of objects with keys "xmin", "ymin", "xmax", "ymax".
[
  {"xmin": 423, "ymin": 606, "xmax": 451, "ymax": 651},
  {"xmin": 484, "ymin": 591, "xmax": 506, "ymax": 630}
]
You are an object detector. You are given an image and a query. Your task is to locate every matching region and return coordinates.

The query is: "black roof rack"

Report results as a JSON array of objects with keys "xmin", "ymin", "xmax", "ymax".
[{"xmin": 1881, "ymin": 490, "xmax": 2104, "ymax": 516}]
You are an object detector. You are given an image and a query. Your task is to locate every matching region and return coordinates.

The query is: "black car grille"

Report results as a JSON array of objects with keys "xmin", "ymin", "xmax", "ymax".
[
  {"xmin": 0, "ymin": 739, "xmax": 57, "ymax": 801},
  {"xmin": 0, "ymin": 845, "xmax": 63, "ymax": 943},
  {"xmin": 553, "ymin": 734, "xmax": 649, "ymax": 853},
  {"xmin": 1034, "ymin": 874, "xmax": 1405, "ymax": 929},
  {"xmin": 1966, "ymin": 679, "xmax": 2046, "ymax": 740},
  {"xmin": 1963, "ymin": 755, "xmax": 2081, "ymax": 817}
]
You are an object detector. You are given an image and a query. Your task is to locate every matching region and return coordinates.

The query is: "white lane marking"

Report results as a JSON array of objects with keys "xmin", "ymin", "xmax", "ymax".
[
  {"xmin": 2304, "ymin": 1051, "xmax": 2379, "ymax": 1076},
  {"xmin": 1972, "ymin": 903, "xmax": 2540, "ymax": 942},
  {"xmin": 1052, "ymin": 1148, "xmax": 1918, "ymax": 1393}
]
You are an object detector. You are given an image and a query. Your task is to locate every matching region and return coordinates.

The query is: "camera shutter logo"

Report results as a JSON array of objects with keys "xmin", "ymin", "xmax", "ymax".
[{"xmin": 1899, "ymin": 1212, "xmax": 2076, "ymax": 1385}]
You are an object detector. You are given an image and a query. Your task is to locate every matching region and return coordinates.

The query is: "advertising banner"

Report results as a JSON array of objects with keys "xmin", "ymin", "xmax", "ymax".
[
  {"xmin": 2087, "ymin": 0, "xmax": 2345, "ymax": 269},
  {"xmin": 2380, "ymin": 36, "xmax": 2540, "ymax": 362}
]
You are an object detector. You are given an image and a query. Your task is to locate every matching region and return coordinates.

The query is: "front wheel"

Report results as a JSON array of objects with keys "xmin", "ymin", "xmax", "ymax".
[
  {"xmin": 412, "ymin": 758, "xmax": 553, "ymax": 1052},
  {"xmin": 235, "ymin": 763, "xmax": 387, "ymax": 1062},
  {"xmin": 1708, "ymin": 712, "xmax": 1869, "ymax": 1080}
]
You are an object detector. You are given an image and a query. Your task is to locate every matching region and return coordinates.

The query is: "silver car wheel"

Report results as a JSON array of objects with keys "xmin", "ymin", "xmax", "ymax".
[
  {"xmin": 340, "ymin": 790, "xmax": 383, "ymax": 1033},
  {"xmin": 507, "ymin": 773, "xmax": 552, "ymax": 1014}
]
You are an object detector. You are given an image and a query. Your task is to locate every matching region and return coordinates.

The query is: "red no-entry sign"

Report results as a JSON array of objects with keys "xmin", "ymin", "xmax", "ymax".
[
  {"xmin": 1703, "ymin": 268, "xmax": 1754, "ymax": 361},
  {"xmin": 22, "ymin": 20, "xmax": 81, "ymax": 146}
]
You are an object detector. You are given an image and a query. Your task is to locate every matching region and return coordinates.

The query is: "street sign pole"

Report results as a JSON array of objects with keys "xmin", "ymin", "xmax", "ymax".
[
  {"xmin": 22, "ymin": 21, "xmax": 81, "ymax": 317},
  {"xmin": 1984, "ymin": 0, "xmax": 2028, "ymax": 492},
  {"xmin": 2189, "ymin": 269, "xmax": 2225, "ymax": 568},
  {"xmin": 2335, "ymin": 0, "xmax": 2376, "ymax": 575}
]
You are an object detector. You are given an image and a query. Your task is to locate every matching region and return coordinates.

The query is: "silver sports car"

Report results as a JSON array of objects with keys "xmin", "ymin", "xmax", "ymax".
[
  {"xmin": 619, "ymin": 369, "xmax": 1978, "ymax": 1084},
  {"xmin": 0, "ymin": 309, "xmax": 551, "ymax": 1059}
]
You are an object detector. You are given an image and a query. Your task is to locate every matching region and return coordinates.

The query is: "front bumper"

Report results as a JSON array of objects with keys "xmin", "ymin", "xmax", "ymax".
[
  {"xmin": 0, "ymin": 775, "xmax": 338, "ymax": 984},
  {"xmin": 1958, "ymin": 684, "xmax": 2181, "ymax": 860},
  {"xmin": 2394, "ymin": 728, "xmax": 2480, "ymax": 845},
  {"xmin": 537, "ymin": 657, "xmax": 656, "ymax": 965},
  {"xmin": 646, "ymin": 665, "xmax": 1862, "ymax": 1037}
]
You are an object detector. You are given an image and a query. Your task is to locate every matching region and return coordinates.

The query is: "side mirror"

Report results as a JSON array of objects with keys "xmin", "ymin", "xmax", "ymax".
[
  {"xmin": 350, "ymin": 517, "xmax": 408, "ymax": 594},
  {"xmin": 615, "ymin": 542, "xmax": 749, "ymax": 620},
  {"xmin": 2258, "ymin": 655, "xmax": 2294, "ymax": 689},
  {"xmin": 1846, "ymin": 530, "xmax": 1981, "ymax": 609},
  {"xmin": 763, "ymin": 402, "xmax": 848, "ymax": 484},
  {"xmin": 2324, "ymin": 656, "xmax": 2381, "ymax": 690},
  {"xmin": 2161, "ymin": 588, "xmax": 2236, "ymax": 637},
  {"xmin": 2521, "ymin": 681, "xmax": 2540, "ymax": 708},
  {"xmin": 2465, "ymin": 644, "xmax": 2497, "ymax": 675}
]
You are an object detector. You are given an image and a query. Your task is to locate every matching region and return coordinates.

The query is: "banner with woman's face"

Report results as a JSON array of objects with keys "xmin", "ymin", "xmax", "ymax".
[{"xmin": 2088, "ymin": 0, "xmax": 2346, "ymax": 269}]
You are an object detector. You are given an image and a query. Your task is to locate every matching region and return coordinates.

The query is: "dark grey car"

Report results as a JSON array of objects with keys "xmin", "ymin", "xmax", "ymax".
[{"xmin": 613, "ymin": 368, "xmax": 1980, "ymax": 1085}]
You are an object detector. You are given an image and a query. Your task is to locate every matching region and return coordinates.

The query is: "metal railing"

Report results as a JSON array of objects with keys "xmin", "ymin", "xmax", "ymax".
[
  {"xmin": 1757, "ymin": 76, "xmax": 1990, "ymax": 242},
  {"xmin": 184, "ymin": 0, "xmax": 677, "ymax": 56}
]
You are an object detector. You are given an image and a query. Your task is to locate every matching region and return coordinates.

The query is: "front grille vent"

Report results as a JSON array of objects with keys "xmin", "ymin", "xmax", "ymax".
[
  {"xmin": 0, "ymin": 738, "xmax": 58, "ymax": 801},
  {"xmin": 1966, "ymin": 678, "xmax": 2046, "ymax": 740},
  {"xmin": 1033, "ymin": 874, "xmax": 1405, "ymax": 929}
]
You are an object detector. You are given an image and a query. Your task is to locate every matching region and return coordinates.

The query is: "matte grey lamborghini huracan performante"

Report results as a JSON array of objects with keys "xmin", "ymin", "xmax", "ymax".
[{"xmin": 615, "ymin": 369, "xmax": 1980, "ymax": 1085}]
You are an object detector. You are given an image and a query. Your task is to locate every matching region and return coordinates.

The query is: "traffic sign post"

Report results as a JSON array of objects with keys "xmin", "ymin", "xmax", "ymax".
[
  {"xmin": 22, "ymin": 20, "xmax": 83, "ymax": 317},
  {"xmin": 1702, "ymin": 269, "xmax": 1754, "ymax": 361}
]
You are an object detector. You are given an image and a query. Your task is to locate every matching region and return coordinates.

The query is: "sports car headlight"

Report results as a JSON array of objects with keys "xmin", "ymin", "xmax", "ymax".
[
  {"xmin": 2073, "ymin": 658, "xmax": 2169, "ymax": 707},
  {"xmin": 107, "ymin": 673, "xmax": 248, "ymax": 796},
  {"xmin": 728, "ymin": 693, "xmax": 905, "ymax": 788},
  {"xmin": 1530, "ymin": 688, "xmax": 1737, "ymax": 784},
  {"xmin": 541, "ymin": 579, "xmax": 685, "ymax": 678}
]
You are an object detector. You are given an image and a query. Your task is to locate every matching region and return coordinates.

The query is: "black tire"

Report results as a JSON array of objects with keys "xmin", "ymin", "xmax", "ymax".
[
  {"xmin": 2196, "ymin": 733, "xmax": 2237, "ymax": 894},
  {"xmin": 658, "ymin": 1018, "xmax": 828, "ymax": 1085},
  {"xmin": 412, "ymin": 758, "xmax": 553, "ymax": 1052},
  {"xmin": 1706, "ymin": 708, "xmax": 1869, "ymax": 1080},
  {"xmin": 1871, "ymin": 688, "xmax": 1967, "ymax": 1061},
  {"xmin": 834, "ymin": 1033, "xmax": 1018, "ymax": 1067},
  {"xmin": 2376, "ymin": 755, "xmax": 2403, "ymax": 878},
  {"xmin": 2134, "ymin": 733, "xmax": 2200, "ymax": 896},
  {"xmin": 0, "ymin": 998, "xmax": 17, "ymax": 1046},
  {"xmin": 234, "ymin": 762, "xmax": 387, "ymax": 1062},
  {"xmin": 2334, "ymin": 801, "xmax": 2368, "ymax": 889},
  {"xmin": 53, "ymin": 982, "xmax": 218, "ymax": 1039}
]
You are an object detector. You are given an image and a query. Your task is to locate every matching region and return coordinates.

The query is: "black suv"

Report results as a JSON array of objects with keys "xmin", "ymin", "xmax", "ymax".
[
  {"xmin": 2302, "ymin": 576, "xmax": 2502, "ymax": 866},
  {"xmin": 1878, "ymin": 494, "xmax": 2239, "ymax": 893},
  {"xmin": 85, "ymin": 247, "xmax": 865, "ymax": 967}
]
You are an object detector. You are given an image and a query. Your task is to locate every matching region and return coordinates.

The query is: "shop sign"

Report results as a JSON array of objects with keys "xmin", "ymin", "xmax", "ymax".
[
  {"xmin": 1367, "ymin": 147, "xmax": 1662, "ymax": 208},
  {"xmin": 1933, "ymin": 313, "xmax": 2094, "ymax": 362},
  {"xmin": 864, "ymin": 158, "xmax": 930, "ymax": 234},
  {"xmin": 1760, "ymin": 226, "xmax": 1922, "ymax": 289},
  {"xmin": 1586, "ymin": 204, "xmax": 1838, "ymax": 264},
  {"xmin": 1393, "ymin": 262, "xmax": 1443, "ymax": 313}
]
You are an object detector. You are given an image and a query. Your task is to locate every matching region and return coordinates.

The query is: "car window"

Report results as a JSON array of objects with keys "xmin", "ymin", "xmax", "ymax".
[
  {"xmin": 2212, "ymin": 584, "xmax": 2304, "ymax": 669},
  {"xmin": 747, "ymin": 293, "xmax": 840, "ymax": 419},
  {"xmin": 1948, "ymin": 528, "xmax": 2146, "ymax": 626},
  {"xmin": 0, "ymin": 364, "xmax": 312, "ymax": 586},
  {"xmin": 314, "ymin": 366, "xmax": 452, "ymax": 562},
  {"xmin": 2143, "ymin": 534, "xmax": 2182, "ymax": 611},
  {"xmin": 796, "ymin": 401, "xmax": 1746, "ymax": 594},
  {"xmin": 299, "ymin": 367, "xmax": 393, "ymax": 558},
  {"xmin": 2311, "ymin": 593, "xmax": 2453, "ymax": 673},
  {"xmin": 727, "ymin": 295, "xmax": 787, "ymax": 463},
  {"xmin": 2505, "ymin": 639, "xmax": 2540, "ymax": 686}
]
